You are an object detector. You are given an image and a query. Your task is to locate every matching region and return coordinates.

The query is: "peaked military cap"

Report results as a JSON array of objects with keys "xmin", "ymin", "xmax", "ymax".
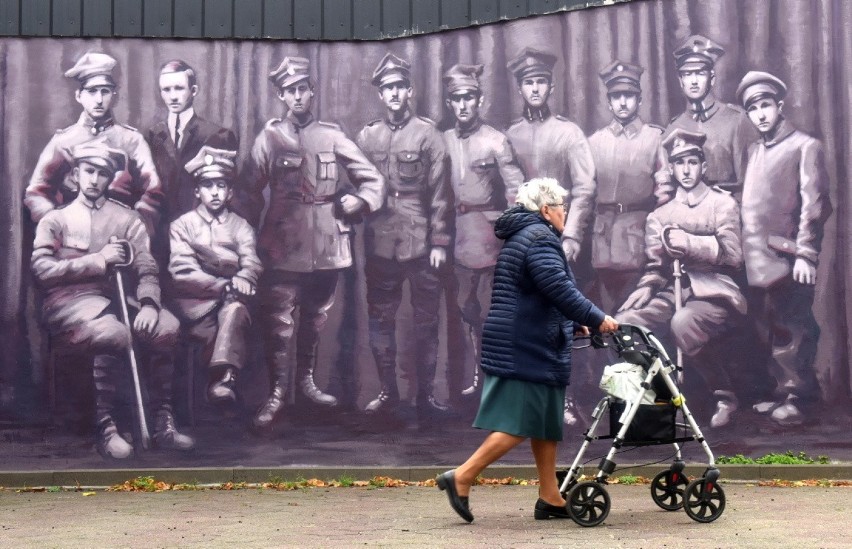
[
  {"xmin": 371, "ymin": 53, "xmax": 411, "ymax": 88},
  {"xmin": 662, "ymin": 129, "xmax": 707, "ymax": 160},
  {"xmin": 64, "ymin": 52, "xmax": 118, "ymax": 88},
  {"xmin": 506, "ymin": 48, "xmax": 557, "ymax": 82},
  {"xmin": 736, "ymin": 71, "xmax": 788, "ymax": 107},
  {"xmin": 69, "ymin": 142, "xmax": 127, "ymax": 176},
  {"xmin": 184, "ymin": 146, "xmax": 238, "ymax": 182},
  {"xmin": 269, "ymin": 56, "xmax": 311, "ymax": 89},
  {"xmin": 673, "ymin": 35, "xmax": 725, "ymax": 70},
  {"xmin": 443, "ymin": 64, "xmax": 484, "ymax": 94},
  {"xmin": 599, "ymin": 60, "xmax": 644, "ymax": 93}
]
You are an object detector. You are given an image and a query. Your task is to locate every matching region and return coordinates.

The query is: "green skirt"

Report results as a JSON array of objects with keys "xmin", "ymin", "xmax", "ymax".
[{"xmin": 472, "ymin": 374, "xmax": 565, "ymax": 441}]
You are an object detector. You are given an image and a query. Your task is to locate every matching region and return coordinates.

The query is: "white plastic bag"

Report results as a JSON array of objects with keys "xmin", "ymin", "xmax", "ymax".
[{"xmin": 599, "ymin": 362, "xmax": 656, "ymax": 405}]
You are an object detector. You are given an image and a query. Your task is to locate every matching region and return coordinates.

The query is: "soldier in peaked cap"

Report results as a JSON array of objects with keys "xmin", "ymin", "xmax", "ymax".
[
  {"xmin": 505, "ymin": 48, "xmax": 596, "ymax": 266},
  {"xmin": 355, "ymin": 53, "xmax": 453, "ymax": 423},
  {"xmin": 655, "ymin": 35, "xmax": 758, "ymax": 204},
  {"xmin": 169, "ymin": 146, "xmax": 262, "ymax": 409},
  {"xmin": 618, "ymin": 129, "xmax": 748, "ymax": 428},
  {"xmin": 505, "ymin": 47, "xmax": 597, "ymax": 425},
  {"xmin": 25, "ymin": 52, "xmax": 164, "ymax": 236},
  {"xmin": 737, "ymin": 71, "xmax": 832, "ymax": 426},
  {"xmin": 32, "ymin": 141, "xmax": 194, "ymax": 459},
  {"xmin": 242, "ymin": 55, "xmax": 385, "ymax": 430},
  {"xmin": 442, "ymin": 62, "xmax": 524, "ymax": 404}
]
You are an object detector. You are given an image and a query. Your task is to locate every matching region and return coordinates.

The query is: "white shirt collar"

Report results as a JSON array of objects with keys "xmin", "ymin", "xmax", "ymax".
[{"xmin": 167, "ymin": 108, "xmax": 195, "ymax": 143}]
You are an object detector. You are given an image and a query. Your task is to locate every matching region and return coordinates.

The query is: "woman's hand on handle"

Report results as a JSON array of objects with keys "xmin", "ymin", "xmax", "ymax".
[{"xmin": 598, "ymin": 315, "xmax": 619, "ymax": 334}]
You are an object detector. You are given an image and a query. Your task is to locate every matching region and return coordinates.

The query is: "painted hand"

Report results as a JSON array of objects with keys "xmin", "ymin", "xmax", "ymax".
[
  {"xmin": 561, "ymin": 238, "xmax": 581, "ymax": 262},
  {"xmin": 429, "ymin": 247, "xmax": 447, "ymax": 269},
  {"xmin": 792, "ymin": 257, "xmax": 816, "ymax": 285},
  {"xmin": 339, "ymin": 194, "xmax": 366, "ymax": 215},
  {"xmin": 618, "ymin": 287, "xmax": 653, "ymax": 312},
  {"xmin": 133, "ymin": 305, "xmax": 159, "ymax": 335},
  {"xmin": 231, "ymin": 276, "xmax": 256, "ymax": 296}
]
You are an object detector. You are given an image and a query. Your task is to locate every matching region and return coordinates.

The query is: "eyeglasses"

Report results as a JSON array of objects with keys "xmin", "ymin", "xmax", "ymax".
[{"xmin": 546, "ymin": 203, "xmax": 567, "ymax": 212}]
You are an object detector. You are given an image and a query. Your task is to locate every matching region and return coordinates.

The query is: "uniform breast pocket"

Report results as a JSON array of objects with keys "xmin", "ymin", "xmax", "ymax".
[
  {"xmin": 273, "ymin": 154, "xmax": 302, "ymax": 178},
  {"xmin": 370, "ymin": 152, "xmax": 388, "ymax": 171},
  {"xmin": 470, "ymin": 157, "xmax": 496, "ymax": 176},
  {"xmin": 396, "ymin": 151, "xmax": 424, "ymax": 179},
  {"xmin": 316, "ymin": 152, "xmax": 338, "ymax": 181}
]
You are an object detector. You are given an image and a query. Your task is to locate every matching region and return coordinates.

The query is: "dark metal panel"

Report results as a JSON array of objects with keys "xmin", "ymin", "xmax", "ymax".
[
  {"xmin": 233, "ymin": 0, "xmax": 262, "ymax": 38},
  {"xmin": 292, "ymin": 0, "xmax": 321, "ymax": 40},
  {"xmin": 529, "ymin": 0, "xmax": 561, "ymax": 14},
  {"xmin": 440, "ymin": 0, "xmax": 469, "ymax": 29},
  {"xmin": 113, "ymin": 0, "xmax": 142, "ymax": 36},
  {"xmin": 82, "ymin": 0, "xmax": 113, "ymax": 37},
  {"xmin": 53, "ymin": 0, "xmax": 81, "ymax": 37},
  {"xmin": 0, "ymin": 0, "xmax": 20, "ymax": 35},
  {"xmin": 411, "ymin": 0, "xmax": 440, "ymax": 34},
  {"xmin": 203, "ymin": 0, "xmax": 232, "ymax": 38},
  {"xmin": 471, "ymin": 0, "xmax": 500, "ymax": 24},
  {"xmin": 498, "ymin": 0, "xmax": 528, "ymax": 20},
  {"xmin": 382, "ymin": 0, "xmax": 410, "ymax": 36},
  {"xmin": 263, "ymin": 0, "xmax": 293, "ymax": 39},
  {"xmin": 174, "ymin": 0, "xmax": 203, "ymax": 37},
  {"xmin": 352, "ymin": 0, "xmax": 379, "ymax": 40},
  {"xmin": 143, "ymin": 0, "xmax": 173, "ymax": 37},
  {"xmin": 21, "ymin": 0, "xmax": 50, "ymax": 36},
  {"xmin": 323, "ymin": 0, "xmax": 351, "ymax": 40}
]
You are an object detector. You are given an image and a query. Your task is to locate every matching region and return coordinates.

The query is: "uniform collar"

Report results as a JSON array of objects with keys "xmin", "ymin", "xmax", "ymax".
[
  {"xmin": 385, "ymin": 108, "xmax": 412, "ymax": 131},
  {"xmin": 167, "ymin": 108, "xmax": 195, "ymax": 132},
  {"xmin": 79, "ymin": 111, "xmax": 115, "ymax": 135},
  {"xmin": 761, "ymin": 117, "xmax": 796, "ymax": 148},
  {"xmin": 607, "ymin": 117, "xmax": 643, "ymax": 139},
  {"xmin": 687, "ymin": 95, "xmax": 719, "ymax": 122},
  {"xmin": 76, "ymin": 192, "xmax": 107, "ymax": 210},
  {"xmin": 195, "ymin": 204, "xmax": 230, "ymax": 224},
  {"xmin": 674, "ymin": 182, "xmax": 710, "ymax": 207},
  {"xmin": 286, "ymin": 110, "xmax": 314, "ymax": 129},
  {"xmin": 455, "ymin": 117, "xmax": 483, "ymax": 139},
  {"xmin": 522, "ymin": 104, "xmax": 551, "ymax": 122}
]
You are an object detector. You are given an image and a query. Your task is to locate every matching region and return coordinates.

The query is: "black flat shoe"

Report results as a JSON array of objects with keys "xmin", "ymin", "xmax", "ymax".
[
  {"xmin": 436, "ymin": 470, "xmax": 474, "ymax": 523},
  {"xmin": 534, "ymin": 498, "xmax": 570, "ymax": 520}
]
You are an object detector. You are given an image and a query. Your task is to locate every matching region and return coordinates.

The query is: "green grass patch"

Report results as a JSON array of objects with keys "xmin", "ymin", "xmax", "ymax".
[{"xmin": 717, "ymin": 451, "xmax": 830, "ymax": 465}]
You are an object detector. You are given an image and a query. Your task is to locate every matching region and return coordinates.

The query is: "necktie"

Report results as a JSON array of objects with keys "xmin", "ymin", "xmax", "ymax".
[{"xmin": 174, "ymin": 116, "xmax": 181, "ymax": 149}]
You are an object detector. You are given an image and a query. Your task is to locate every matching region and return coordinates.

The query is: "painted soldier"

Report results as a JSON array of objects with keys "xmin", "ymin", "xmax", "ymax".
[
  {"xmin": 737, "ymin": 72, "xmax": 832, "ymax": 425},
  {"xmin": 587, "ymin": 60, "xmax": 663, "ymax": 313},
  {"xmin": 617, "ymin": 129, "xmax": 747, "ymax": 428},
  {"xmin": 656, "ymin": 35, "xmax": 758, "ymax": 203},
  {"xmin": 31, "ymin": 143, "xmax": 194, "ymax": 459},
  {"xmin": 169, "ymin": 146, "xmax": 262, "ymax": 407},
  {"xmin": 442, "ymin": 63, "xmax": 524, "ymax": 396},
  {"xmin": 25, "ymin": 52, "xmax": 163, "ymax": 236},
  {"xmin": 147, "ymin": 60, "xmax": 238, "ymax": 258},
  {"xmin": 243, "ymin": 57, "xmax": 385, "ymax": 430},
  {"xmin": 355, "ymin": 53, "xmax": 453, "ymax": 422},
  {"xmin": 505, "ymin": 48, "xmax": 596, "ymax": 263}
]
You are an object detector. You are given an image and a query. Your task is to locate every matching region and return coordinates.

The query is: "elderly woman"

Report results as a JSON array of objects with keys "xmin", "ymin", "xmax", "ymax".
[{"xmin": 437, "ymin": 177, "xmax": 619, "ymax": 523}]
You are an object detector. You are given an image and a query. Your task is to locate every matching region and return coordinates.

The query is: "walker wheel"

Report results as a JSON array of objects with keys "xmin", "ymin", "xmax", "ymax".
[
  {"xmin": 567, "ymin": 481, "xmax": 611, "ymax": 527},
  {"xmin": 650, "ymin": 469, "xmax": 689, "ymax": 511},
  {"xmin": 684, "ymin": 477, "xmax": 726, "ymax": 523}
]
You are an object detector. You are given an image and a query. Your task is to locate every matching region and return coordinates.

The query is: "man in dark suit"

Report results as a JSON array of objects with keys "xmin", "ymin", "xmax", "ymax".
[{"xmin": 146, "ymin": 59, "xmax": 238, "ymax": 259}]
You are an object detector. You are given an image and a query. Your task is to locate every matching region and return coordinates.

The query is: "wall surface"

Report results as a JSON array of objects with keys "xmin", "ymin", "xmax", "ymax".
[{"xmin": 0, "ymin": 0, "xmax": 850, "ymax": 471}]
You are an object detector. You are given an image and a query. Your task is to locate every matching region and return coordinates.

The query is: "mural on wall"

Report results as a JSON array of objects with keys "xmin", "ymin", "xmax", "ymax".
[{"xmin": 0, "ymin": 0, "xmax": 849, "ymax": 469}]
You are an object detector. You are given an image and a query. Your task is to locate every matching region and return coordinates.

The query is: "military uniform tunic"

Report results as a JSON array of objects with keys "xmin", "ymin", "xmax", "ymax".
[
  {"xmin": 26, "ymin": 113, "xmax": 164, "ymax": 233},
  {"xmin": 506, "ymin": 108, "xmax": 596, "ymax": 244}
]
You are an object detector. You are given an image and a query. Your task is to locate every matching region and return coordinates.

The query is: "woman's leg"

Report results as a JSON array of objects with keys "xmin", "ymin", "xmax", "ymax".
[
  {"xmin": 531, "ymin": 438, "xmax": 565, "ymax": 506},
  {"xmin": 454, "ymin": 431, "xmax": 525, "ymax": 496}
]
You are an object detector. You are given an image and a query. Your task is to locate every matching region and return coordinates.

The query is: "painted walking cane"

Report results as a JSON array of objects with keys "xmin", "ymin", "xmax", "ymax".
[
  {"xmin": 672, "ymin": 258, "xmax": 685, "ymax": 385},
  {"xmin": 110, "ymin": 236, "xmax": 151, "ymax": 450}
]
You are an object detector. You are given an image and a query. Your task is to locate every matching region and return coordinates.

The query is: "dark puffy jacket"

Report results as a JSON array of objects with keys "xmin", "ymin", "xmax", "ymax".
[{"xmin": 480, "ymin": 206, "xmax": 606, "ymax": 387}]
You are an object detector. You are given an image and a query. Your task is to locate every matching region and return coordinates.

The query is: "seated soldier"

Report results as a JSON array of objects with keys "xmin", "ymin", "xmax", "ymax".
[
  {"xmin": 169, "ymin": 147, "xmax": 262, "ymax": 406},
  {"xmin": 31, "ymin": 142, "xmax": 195, "ymax": 459},
  {"xmin": 617, "ymin": 129, "xmax": 747, "ymax": 428}
]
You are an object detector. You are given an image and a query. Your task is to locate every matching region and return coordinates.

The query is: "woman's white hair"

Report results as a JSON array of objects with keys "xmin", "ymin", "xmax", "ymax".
[{"xmin": 515, "ymin": 177, "xmax": 568, "ymax": 211}]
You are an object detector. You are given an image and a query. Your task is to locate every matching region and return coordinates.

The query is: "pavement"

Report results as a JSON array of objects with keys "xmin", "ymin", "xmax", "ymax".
[{"xmin": 0, "ymin": 481, "xmax": 849, "ymax": 548}]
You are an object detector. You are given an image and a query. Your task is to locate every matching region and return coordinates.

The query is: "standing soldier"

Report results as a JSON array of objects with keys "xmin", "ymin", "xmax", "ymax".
[
  {"xmin": 147, "ymin": 60, "xmax": 238, "ymax": 253},
  {"xmin": 617, "ymin": 129, "xmax": 747, "ymax": 428},
  {"xmin": 656, "ymin": 35, "xmax": 758, "ymax": 203},
  {"xmin": 355, "ymin": 53, "xmax": 453, "ymax": 423},
  {"xmin": 31, "ymin": 143, "xmax": 194, "ymax": 458},
  {"xmin": 243, "ymin": 57, "xmax": 385, "ymax": 431},
  {"xmin": 442, "ymin": 63, "xmax": 524, "ymax": 399},
  {"xmin": 25, "ymin": 52, "xmax": 163, "ymax": 236},
  {"xmin": 505, "ymin": 48, "xmax": 596, "ymax": 263},
  {"xmin": 736, "ymin": 71, "xmax": 832, "ymax": 426},
  {"xmin": 587, "ymin": 60, "xmax": 663, "ymax": 313}
]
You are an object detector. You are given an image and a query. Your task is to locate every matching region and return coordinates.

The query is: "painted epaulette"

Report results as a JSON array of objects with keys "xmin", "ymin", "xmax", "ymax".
[
  {"xmin": 711, "ymin": 185, "xmax": 732, "ymax": 195},
  {"xmin": 508, "ymin": 117, "xmax": 525, "ymax": 128},
  {"xmin": 119, "ymin": 123, "xmax": 138, "ymax": 132},
  {"xmin": 265, "ymin": 118, "xmax": 283, "ymax": 129},
  {"xmin": 417, "ymin": 115, "xmax": 436, "ymax": 126},
  {"xmin": 108, "ymin": 198, "xmax": 132, "ymax": 208},
  {"xmin": 725, "ymin": 103, "xmax": 745, "ymax": 113},
  {"xmin": 554, "ymin": 114, "xmax": 569, "ymax": 122},
  {"xmin": 365, "ymin": 119, "xmax": 382, "ymax": 127},
  {"xmin": 55, "ymin": 124, "xmax": 75, "ymax": 135},
  {"xmin": 648, "ymin": 123, "xmax": 665, "ymax": 133},
  {"xmin": 318, "ymin": 121, "xmax": 341, "ymax": 130}
]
